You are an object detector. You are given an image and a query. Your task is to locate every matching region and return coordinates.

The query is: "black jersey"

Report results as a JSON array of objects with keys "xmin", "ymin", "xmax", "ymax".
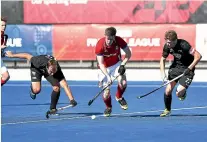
[
  {"xmin": 162, "ymin": 39, "xmax": 194, "ymax": 68},
  {"xmin": 30, "ymin": 55, "xmax": 59, "ymax": 75}
]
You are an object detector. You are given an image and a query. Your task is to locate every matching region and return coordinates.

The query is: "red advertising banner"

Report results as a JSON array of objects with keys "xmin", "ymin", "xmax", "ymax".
[
  {"xmin": 53, "ymin": 24, "xmax": 195, "ymax": 61},
  {"xmin": 24, "ymin": 0, "xmax": 205, "ymax": 24}
]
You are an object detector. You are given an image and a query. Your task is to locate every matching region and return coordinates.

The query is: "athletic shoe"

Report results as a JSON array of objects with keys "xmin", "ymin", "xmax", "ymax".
[
  {"xmin": 160, "ymin": 109, "xmax": 171, "ymax": 117},
  {"xmin": 104, "ymin": 107, "xmax": 112, "ymax": 117},
  {"xmin": 46, "ymin": 109, "xmax": 57, "ymax": 119},
  {"xmin": 178, "ymin": 91, "xmax": 187, "ymax": 101},
  {"xmin": 30, "ymin": 91, "xmax": 36, "ymax": 100},
  {"xmin": 116, "ymin": 97, "xmax": 128, "ymax": 110}
]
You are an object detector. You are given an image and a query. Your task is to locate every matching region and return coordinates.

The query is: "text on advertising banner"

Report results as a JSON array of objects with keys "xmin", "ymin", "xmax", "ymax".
[
  {"xmin": 52, "ymin": 24, "xmax": 196, "ymax": 61},
  {"xmin": 3, "ymin": 25, "xmax": 53, "ymax": 61}
]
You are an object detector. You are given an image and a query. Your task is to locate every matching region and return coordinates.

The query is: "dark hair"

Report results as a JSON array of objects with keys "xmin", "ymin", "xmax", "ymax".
[
  {"xmin": 105, "ymin": 27, "xmax": 117, "ymax": 36},
  {"xmin": 48, "ymin": 59, "xmax": 57, "ymax": 67},
  {"xmin": 165, "ymin": 30, "xmax": 177, "ymax": 41},
  {"xmin": 1, "ymin": 17, "xmax": 7, "ymax": 22}
]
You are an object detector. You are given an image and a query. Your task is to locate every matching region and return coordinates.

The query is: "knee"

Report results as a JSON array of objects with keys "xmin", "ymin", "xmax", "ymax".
[
  {"xmin": 103, "ymin": 88, "xmax": 110, "ymax": 99},
  {"xmin": 2, "ymin": 72, "xmax": 10, "ymax": 81},
  {"xmin": 176, "ymin": 85, "xmax": 186, "ymax": 97},
  {"xmin": 119, "ymin": 80, "xmax": 127, "ymax": 89},
  {"xmin": 165, "ymin": 88, "xmax": 173, "ymax": 96},
  {"xmin": 32, "ymin": 87, "xmax": 41, "ymax": 94},
  {"xmin": 53, "ymin": 86, "xmax": 60, "ymax": 92}
]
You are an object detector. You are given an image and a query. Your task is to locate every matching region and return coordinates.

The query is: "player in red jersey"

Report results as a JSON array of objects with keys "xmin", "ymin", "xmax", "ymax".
[
  {"xmin": 95, "ymin": 27, "xmax": 132, "ymax": 117},
  {"xmin": 1, "ymin": 17, "xmax": 10, "ymax": 86}
]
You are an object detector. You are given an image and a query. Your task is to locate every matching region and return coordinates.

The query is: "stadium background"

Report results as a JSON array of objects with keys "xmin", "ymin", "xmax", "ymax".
[{"xmin": 1, "ymin": 0, "xmax": 207, "ymax": 81}]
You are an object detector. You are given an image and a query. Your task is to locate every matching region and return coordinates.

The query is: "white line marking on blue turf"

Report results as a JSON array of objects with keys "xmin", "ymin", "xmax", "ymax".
[
  {"xmin": 1, "ymin": 106, "xmax": 207, "ymax": 126},
  {"xmin": 4, "ymin": 84, "xmax": 207, "ymax": 88}
]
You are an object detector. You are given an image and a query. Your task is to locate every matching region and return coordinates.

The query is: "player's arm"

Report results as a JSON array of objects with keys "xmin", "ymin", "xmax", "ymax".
[
  {"xmin": 59, "ymin": 79, "xmax": 74, "ymax": 101},
  {"xmin": 188, "ymin": 50, "xmax": 202, "ymax": 70},
  {"xmin": 5, "ymin": 51, "xmax": 33, "ymax": 61},
  {"xmin": 97, "ymin": 55, "xmax": 110, "ymax": 78},
  {"xmin": 118, "ymin": 36, "xmax": 131, "ymax": 66},
  {"xmin": 160, "ymin": 45, "xmax": 169, "ymax": 80},
  {"xmin": 95, "ymin": 39, "xmax": 111, "ymax": 78},
  {"xmin": 121, "ymin": 46, "xmax": 131, "ymax": 66},
  {"xmin": 182, "ymin": 41, "xmax": 202, "ymax": 70}
]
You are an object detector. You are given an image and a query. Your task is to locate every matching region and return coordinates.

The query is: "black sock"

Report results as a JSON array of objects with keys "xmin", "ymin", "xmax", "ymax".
[
  {"xmin": 50, "ymin": 90, "xmax": 60, "ymax": 110},
  {"xmin": 164, "ymin": 93, "xmax": 172, "ymax": 111}
]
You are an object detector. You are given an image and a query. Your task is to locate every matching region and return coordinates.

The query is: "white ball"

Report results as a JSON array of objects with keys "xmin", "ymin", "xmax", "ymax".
[{"xmin": 91, "ymin": 115, "xmax": 96, "ymax": 120}]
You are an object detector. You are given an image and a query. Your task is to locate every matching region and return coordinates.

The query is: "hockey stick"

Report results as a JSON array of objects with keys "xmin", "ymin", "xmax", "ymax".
[
  {"xmin": 46, "ymin": 104, "xmax": 73, "ymax": 119},
  {"xmin": 137, "ymin": 73, "xmax": 184, "ymax": 99},
  {"xmin": 88, "ymin": 75, "xmax": 120, "ymax": 106}
]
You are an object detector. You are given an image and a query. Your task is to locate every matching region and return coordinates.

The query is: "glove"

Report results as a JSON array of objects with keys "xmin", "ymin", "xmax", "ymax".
[
  {"xmin": 118, "ymin": 65, "xmax": 126, "ymax": 75},
  {"xmin": 184, "ymin": 68, "xmax": 191, "ymax": 76}
]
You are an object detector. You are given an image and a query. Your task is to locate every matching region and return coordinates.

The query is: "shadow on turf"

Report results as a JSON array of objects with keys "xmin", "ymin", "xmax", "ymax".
[
  {"xmin": 2, "ymin": 103, "xmax": 68, "ymax": 107},
  {"xmin": 57, "ymin": 112, "xmax": 103, "ymax": 116},
  {"xmin": 52, "ymin": 113, "xmax": 207, "ymax": 118},
  {"xmin": 110, "ymin": 114, "xmax": 207, "ymax": 118}
]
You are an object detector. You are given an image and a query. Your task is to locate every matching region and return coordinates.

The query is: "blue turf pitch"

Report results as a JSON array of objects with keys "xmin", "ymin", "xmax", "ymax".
[{"xmin": 1, "ymin": 81, "xmax": 207, "ymax": 142}]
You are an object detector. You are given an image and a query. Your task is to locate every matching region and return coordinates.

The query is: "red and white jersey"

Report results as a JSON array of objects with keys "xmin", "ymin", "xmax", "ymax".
[{"xmin": 95, "ymin": 36, "xmax": 127, "ymax": 67}]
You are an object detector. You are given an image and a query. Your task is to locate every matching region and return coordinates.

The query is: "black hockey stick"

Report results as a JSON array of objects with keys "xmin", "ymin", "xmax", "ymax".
[
  {"xmin": 88, "ymin": 75, "xmax": 119, "ymax": 106},
  {"xmin": 137, "ymin": 73, "xmax": 184, "ymax": 99},
  {"xmin": 46, "ymin": 104, "xmax": 73, "ymax": 119}
]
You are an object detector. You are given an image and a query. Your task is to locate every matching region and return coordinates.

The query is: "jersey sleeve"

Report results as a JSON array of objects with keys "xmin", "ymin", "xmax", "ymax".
[
  {"xmin": 162, "ymin": 44, "xmax": 170, "ymax": 58},
  {"xmin": 180, "ymin": 40, "xmax": 195, "ymax": 54},
  {"xmin": 95, "ymin": 39, "xmax": 104, "ymax": 56},
  {"xmin": 116, "ymin": 36, "xmax": 127, "ymax": 49}
]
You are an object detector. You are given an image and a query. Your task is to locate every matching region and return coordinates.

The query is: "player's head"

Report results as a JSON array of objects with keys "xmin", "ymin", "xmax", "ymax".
[
  {"xmin": 105, "ymin": 27, "xmax": 116, "ymax": 46},
  {"xmin": 165, "ymin": 30, "xmax": 178, "ymax": 48},
  {"xmin": 1, "ymin": 17, "xmax": 7, "ymax": 32},
  {"xmin": 47, "ymin": 59, "xmax": 58, "ymax": 76}
]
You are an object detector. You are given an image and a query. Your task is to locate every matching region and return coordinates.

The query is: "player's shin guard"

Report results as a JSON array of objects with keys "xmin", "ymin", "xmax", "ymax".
[
  {"xmin": 50, "ymin": 90, "xmax": 60, "ymax": 110},
  {"xmin": 103, "ymin": 90, "xmax": 112, "ymax": 108},
  {"xmin": 1, "ymin": 78, "xmax": 6, "ymax": 86},
  {"xmin": 116, "ymin": 84, "xmax": 126, "ymax": 99},
  {"xmin": 164, "ymin": 93, "xmax": 172, "ymax": 111}
]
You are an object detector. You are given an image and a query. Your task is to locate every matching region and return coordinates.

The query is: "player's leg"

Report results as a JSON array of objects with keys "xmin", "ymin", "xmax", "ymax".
[
  {"xmin": 1, "ymin": 60, "xmax": 10, "ymax": 86},
  {"xmin": 110, "ymin": 62, "xmax": 128, "ymax": 110},
  {"xmin": 160, "ymin": 81, "xmax": 177, "ymax": 117},
  {"xmin": 116, "ymin": 74, "xmax": 128, "ymax": 110},
  {"xmin": 30, "ymin": 68, "xmax": 42, "ymax": 99},
  {"xmin": 98, "ymin": 68, "xmax": 112, "ymax": 117},
  {"xmin": 59, "ymin": 78, "xmax": 77, "ymax": 107},
  {"xmin": 45, "ymin": 69, "xmax": 75, "ymax": 113},
  {"xmin": 103, "ymin": 84, "xmax": 112, "ymax": 117},
  {"xmin": 176, "ymin": 71, "xmax": 195, "ymax": 101},
  {"xmin": 160, "ymin": 68, "xmax": 178, "ymax": 117}
]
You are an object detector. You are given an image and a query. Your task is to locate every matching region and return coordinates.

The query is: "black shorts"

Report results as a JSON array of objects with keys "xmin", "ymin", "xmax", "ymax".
[
  {"xmin": 168, "ymin": 67, "xmax": 195, "ymax": 88},
  {"xmin": 30, "ymin": 67, "xmax": 65, "ymax": 86}
]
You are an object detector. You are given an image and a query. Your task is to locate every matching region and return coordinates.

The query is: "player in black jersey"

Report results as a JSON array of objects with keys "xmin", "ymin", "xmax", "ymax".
[
  {"xmin": 5, "ymin": 51, "xmax": 77, "ymax": 114},
  {"xmin": 160, "ymin": 30, "xmax": 202, "ymax": 117}
]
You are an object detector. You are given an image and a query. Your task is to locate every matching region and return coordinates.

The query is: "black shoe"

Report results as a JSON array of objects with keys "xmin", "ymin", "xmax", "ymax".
[
  {"xmin": 46, "ymin": 109, "xmax": 57, "ymax": 119},
  {"xmin": 30, "ymin": 91, "xmax": 36, "ymax": 100},
  {"xmin": 178, "ymin": 91, "xmax": 187, "ymax": 101},
  {"xmin": 104, "ymin": 108, "xmax": 112, "ymax": 117},
  {"xmin": 70, "ymin": 100, "xmax": 77, "ymax": 107},
  {"xmin": 116, "ymin": 97, "xmax": 128, "ymax": 110}
]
